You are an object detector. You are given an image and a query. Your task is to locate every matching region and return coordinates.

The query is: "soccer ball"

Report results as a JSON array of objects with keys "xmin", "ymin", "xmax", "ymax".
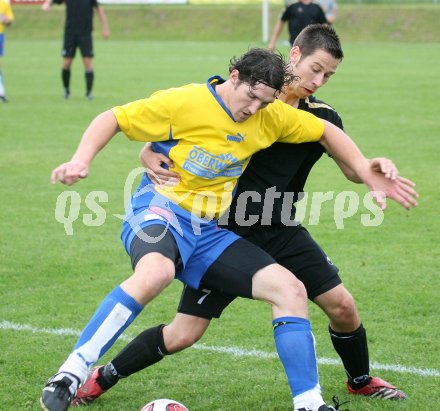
[{"xmin": 140, "ymin": 398, "xmax": 189, "ymax": 411}]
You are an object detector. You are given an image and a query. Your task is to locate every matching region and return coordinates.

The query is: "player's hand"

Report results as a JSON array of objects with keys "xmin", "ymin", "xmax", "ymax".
[
  {"xmin": 140, "ymin": 144, "xmax": 180, "ymax": 187},
  {"xmin": 51, "ymin": 161, "xmax": 89, "ymax": 185},
  {"xmin": 102, "ymin": 29, "xmax": 110, "ymax": 40},
  {"xmin": 41, "ymin": 1, "xmax": 52, "ymax": 11},
  {"xmin": 370, "ymin": 157, "xmax": 398, "ymax": 180},
  {"xmin": 364, "ymin": 171, "xmax": 418, "ymax": 210},
  {"xmin": 1, "ymin": 15, "xmax": 12, "ymax": 25}
]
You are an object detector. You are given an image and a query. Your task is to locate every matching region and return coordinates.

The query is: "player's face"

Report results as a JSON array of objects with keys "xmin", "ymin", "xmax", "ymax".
[
  {"xmin": 229, "ymin": 70, "xmax": 278, "ymax": 123},
  {"xmin": 289, "ymin": 47, "xmax": 341, "ymax": 99}
]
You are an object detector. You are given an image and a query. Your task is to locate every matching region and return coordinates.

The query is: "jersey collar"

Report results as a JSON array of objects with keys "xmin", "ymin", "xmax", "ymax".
[{"xmin": 206, "ymin": 75, "xmax": 236, "ymax": 122}]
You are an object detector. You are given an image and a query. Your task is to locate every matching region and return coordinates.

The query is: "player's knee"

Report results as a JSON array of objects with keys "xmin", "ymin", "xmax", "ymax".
[
  {"xmin": 150, "ymin": 257, "xmax": 176, "ymax": 286},
  {"xmin": 135, "ymin": 253, "xmax": 176, "ymax": 287},
  {"xmin": 272, "ymin": 275, "xmax": 307, "ymax": 307},
  {"xmin": 332, "ymin": 292, "xmax": 357, "ymax": 324},
  {"xmin": 253, "ymin": 265, "xmax": 307, "ymax": 307},
  {"xmin": 286, "ymin": 276, "xmax": 307, "ymax": 301}
]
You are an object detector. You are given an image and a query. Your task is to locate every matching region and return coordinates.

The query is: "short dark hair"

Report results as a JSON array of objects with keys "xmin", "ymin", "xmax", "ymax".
[
  {"xmin": 293, "ymin": 24, "xmax": 344, "ymax": 60},
  {"xmin": 229, "ymin": 48, "xmax": 295, "ymax": 93}
]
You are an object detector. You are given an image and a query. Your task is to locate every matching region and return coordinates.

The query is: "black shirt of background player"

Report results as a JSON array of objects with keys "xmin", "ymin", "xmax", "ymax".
[
  {"xmin": 281, "ymin": 3, "xmax": 327, "ymax": 45},
  {"xmin": 54, "ymin": 0, "xmax": 98, "ymax": 35},
  {"xmin": 226, "ymin": 95, "xmax": 343, "ymax": 229}
]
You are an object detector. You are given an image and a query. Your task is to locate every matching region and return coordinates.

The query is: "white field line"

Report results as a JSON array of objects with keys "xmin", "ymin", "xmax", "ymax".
[{"xmin": 2, "ymin": 320, "xmax": 439, "ymax": 378}]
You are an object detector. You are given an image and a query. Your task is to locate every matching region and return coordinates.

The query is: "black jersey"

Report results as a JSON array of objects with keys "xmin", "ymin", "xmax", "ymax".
[
  {"xmin": 54, "ymin": 0, "xmax": 98, "ymax": 35},
  {"xmin": 226, "ymin": 96, "xmax": 343, "ymax": 228},
  {"xmin": 281, "ymin": 2, "xmax": 327, "ymax": 44}
]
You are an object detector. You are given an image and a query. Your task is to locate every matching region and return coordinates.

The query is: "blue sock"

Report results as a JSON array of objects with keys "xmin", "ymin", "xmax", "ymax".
[
  {"xmin": 73, "ymin": 286, "xmax": 143, "ymax": 366},
  {"xmin": 273, "ymin": 316, "xmax": 320, "ymax": 397}
]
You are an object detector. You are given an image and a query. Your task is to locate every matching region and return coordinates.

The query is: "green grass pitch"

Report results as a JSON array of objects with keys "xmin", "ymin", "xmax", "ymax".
[{"xmin": 0, "ymin": 38, "xmax": 439, "ymax": 410}]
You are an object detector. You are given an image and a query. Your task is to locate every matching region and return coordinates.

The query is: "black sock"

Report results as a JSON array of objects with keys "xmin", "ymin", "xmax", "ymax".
[
  {"xmin": 107, "ymin": 324, "xmax": 168, "ymax": 382},
  {"xmin": 62, "ymin": 69, "xmax": 70, "ymax": 92},
  {"xmin": 85, "ymin": 70, "xmax": 94, "ymax": 95},
  {"xmin": 329, "ymin": 324, "xmax": 371, "ymax": 389},
  {"xmin": 97, "ymin": 363, "xmax": 120, "ymax": 390}
]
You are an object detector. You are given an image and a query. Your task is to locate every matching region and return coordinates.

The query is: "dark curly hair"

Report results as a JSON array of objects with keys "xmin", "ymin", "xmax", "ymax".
[{"xmin": 229, "ymin": 48, "xmax": 296, "ymax": 93}]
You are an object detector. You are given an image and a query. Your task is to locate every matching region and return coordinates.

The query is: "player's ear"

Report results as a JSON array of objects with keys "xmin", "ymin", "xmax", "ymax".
[
  {"xmin": 230, "ymin": 69, "xmax": 240, "ymax": 84},
  {"xmin": 289, "ymin": 46, "xmax": 301, "ymax": 66}
]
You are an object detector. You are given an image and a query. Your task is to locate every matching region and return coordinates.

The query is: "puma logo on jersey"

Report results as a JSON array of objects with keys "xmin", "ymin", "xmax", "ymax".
[{"xmin": 226, "ymin": 132, "xmax": 245, "ymax": 143}]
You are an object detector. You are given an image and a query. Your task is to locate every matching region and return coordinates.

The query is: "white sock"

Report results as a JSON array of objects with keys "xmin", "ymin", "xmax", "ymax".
[
  {"xmin": 50, "ymin": 372, "xmax": 80, "ymax": 395},
  {"xmin": 0, "ymin": 71, "xmax": 5, "ymax": 96},
  {"xmin": 293, "ymin": 385, "xmax": 325, "ymax": 410},
  {"xmin": 58, "ymin": 352, "xmax": 90, "ymax": 383}
]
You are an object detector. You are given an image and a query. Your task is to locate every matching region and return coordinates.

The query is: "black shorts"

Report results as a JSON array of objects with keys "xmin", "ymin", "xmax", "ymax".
[
  {"xmin": 178, "ymin": 224, "xmax": 340, "ymax": 319},
  {"xmin": 130, "ymin": 226, "xmax": 274, "ymax": 309},
  {"xmin": 62, "ymin": 31, "xmax": 94, "ymax": 58},
  {"xmin": 130, "ymin": 225, "xmax": 182, "ymax": 271}
]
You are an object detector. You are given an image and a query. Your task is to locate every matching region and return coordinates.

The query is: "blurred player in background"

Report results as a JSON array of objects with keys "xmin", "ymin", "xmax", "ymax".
[
  {"xmin": 269, "ymin": 0, "xmax": 327, "ymax": 50},
  {"xmin": 285, "ymin": 0, "xmax": 337, "ymax": 25},
  {"xmin": 0, "ymin": 0, "xmax": 14, "ymax": 103},
  {"xmin": 72, "ymin": 25, "xmax": 414, "ymax": 409},
  {"xmin": 41, "ymin": 0, "xmax": 109, "ymax": 100}
]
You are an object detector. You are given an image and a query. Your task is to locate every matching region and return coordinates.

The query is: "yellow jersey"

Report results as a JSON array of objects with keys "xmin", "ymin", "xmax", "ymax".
[
  {"xmin": 112, "ymin": 76, "xmax": 324, "ymax": 218},
  {"xmin": 0, "ymin": 0, "xmax": 14, "ymax": 35}
]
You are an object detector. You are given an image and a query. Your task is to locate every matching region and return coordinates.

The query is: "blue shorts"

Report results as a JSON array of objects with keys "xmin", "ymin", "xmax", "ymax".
[
  {"xmin": 121, "ymin": 174, "xmax": 240, "ymax": 290},
  {"xmin": 0, "ymin": 33, "xmax": 5, "ymax": 56}
]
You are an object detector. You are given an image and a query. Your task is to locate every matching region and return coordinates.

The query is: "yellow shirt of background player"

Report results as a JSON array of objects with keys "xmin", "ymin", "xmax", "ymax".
[
  {"xmin": 112, "ymin": 79, "xmax": 324, "ymax": 218},
  {"xmin": 0, "ymin": 0, "xmax": 14, "ymax": 34}
]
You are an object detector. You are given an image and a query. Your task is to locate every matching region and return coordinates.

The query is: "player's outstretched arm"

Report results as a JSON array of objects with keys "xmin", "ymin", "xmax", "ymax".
[
  {"xmin": 361, "ymin": 171, "xmax": 418, "ymax": 210},
  {"xmin": 319, "ymin": 119, "xmax": 372, "ymax": 179},
  {"xmin": 139, "ymin": 143, "xmax": 180, "ymax": 187},
  {"xmin": 319, "ymin": 120, "xmax": 418, "ymax": 210},
  {"xmin": 51, "ymin": 110, "xmax": 120, "ymax": 185},
  {"xmin": 333, "ymin": 156, "xmax": 418, "ymax": 209},
  {"xmin": 335, "ymin": 156, "xmax": 399, "ymax": 183}
]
